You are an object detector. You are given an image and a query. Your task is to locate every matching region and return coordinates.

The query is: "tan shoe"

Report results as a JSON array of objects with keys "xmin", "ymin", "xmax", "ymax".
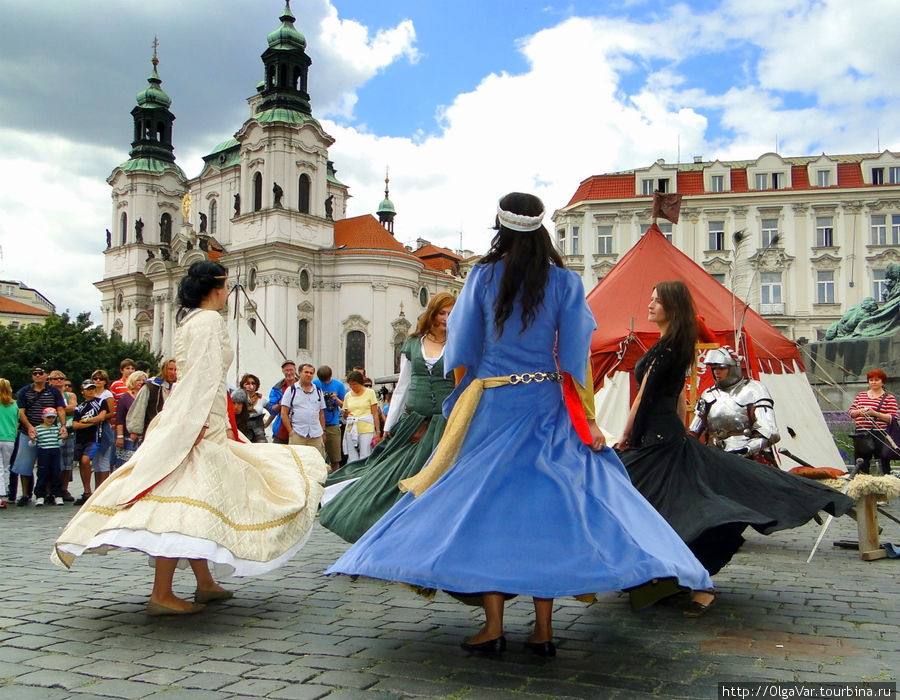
[
  {"xmin": 146, "ymin": 601, "xmax": 206, "ymax": 616},
  {"xmin": 194, "ymin": 588, "xmax": 234, "ymax": 604}
]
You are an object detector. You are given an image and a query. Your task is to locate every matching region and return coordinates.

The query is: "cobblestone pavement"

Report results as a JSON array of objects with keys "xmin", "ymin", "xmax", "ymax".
[{"xmin": 0, "ymin": 500, "xmax": 897, "ymax": 699}]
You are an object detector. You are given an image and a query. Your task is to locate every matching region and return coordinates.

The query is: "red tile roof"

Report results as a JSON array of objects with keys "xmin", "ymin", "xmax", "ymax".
[
  {"xmin": 334, "ymin": 215, "xmax": 412, "ymax": 254},
  {"xmin": 0, "ymin": 297, "xmax": 51, "ymax": 316},
  {"xmin": 413, "ymin": 243, "xmax": 462, "ymax": 261},
  {"xmin": 791, "ymin": 165, "xmax": 809, "ymax": 189},
  {"xmin": 730, "ymin": 169, "xmax": 748, "ymax": 193},
  {"xmin": 838, "ymin": 163, "xmax": 864, "ymax": 187},
  {"xmin": 566, "ymin": 174, "xmax": 635, "ymax": 206},
  {"xmin": 677, "ymin": 171, "xmax": 704, "ymax": 195}
]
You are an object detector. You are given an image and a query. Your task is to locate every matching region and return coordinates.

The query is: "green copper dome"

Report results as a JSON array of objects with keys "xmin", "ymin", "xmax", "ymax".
[
  {"xmin": 136, "ymin": 62, "xmax": 171, "ymax": 108},
  {"xmin": 377, "ymin": 198, "xmax": 396, "ymax": 215},
  {"xmin": 267, "ymin": 1, "xmax": 306, "ymax": 50}
]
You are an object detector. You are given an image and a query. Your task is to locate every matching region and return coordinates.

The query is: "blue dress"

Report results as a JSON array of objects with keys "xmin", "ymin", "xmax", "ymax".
[{"xmin": 327, "ymin": 263, "xmax": 712, "ymax": 599}]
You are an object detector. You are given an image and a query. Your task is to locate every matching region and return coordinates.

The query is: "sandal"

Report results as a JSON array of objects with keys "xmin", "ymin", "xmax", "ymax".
[{"xmin": 684, "ymin": 594, "xmax": 716, "ymax": 617}]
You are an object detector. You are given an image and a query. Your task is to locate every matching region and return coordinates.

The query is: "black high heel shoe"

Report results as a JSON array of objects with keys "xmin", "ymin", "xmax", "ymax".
[
  {"xmin": 524, "ymin": 640, "xmax": 556, "ymax": 657},
  {"xmin": 461, "ymin": 635, "xmax": 507, "ymax": 653}
]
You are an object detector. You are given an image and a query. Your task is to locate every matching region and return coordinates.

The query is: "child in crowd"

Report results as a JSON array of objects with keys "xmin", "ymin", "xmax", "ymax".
[
  {"xmin": 71, "ymin": 380, "xmax": 107, "ymax": 506},
  {"xmin": 34, "ymin": 408, "xmax": 65, "ymax": 506}
]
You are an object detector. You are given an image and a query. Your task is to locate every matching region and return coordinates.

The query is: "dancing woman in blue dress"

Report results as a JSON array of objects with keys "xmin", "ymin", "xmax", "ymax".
[{"xmin": 327, "ymin": 192, "xmax": 711, "ymax": 656}]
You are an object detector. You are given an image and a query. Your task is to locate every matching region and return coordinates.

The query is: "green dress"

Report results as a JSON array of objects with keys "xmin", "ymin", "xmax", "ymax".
[{"xmin": 319, "ymin": 337, "xmax": 454, "ymax": 543}]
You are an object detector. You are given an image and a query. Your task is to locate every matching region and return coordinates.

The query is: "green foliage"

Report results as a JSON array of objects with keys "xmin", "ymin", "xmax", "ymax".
[{"xmin": 0, "ymin": 312, "xmax": 161, "ymax": 392}]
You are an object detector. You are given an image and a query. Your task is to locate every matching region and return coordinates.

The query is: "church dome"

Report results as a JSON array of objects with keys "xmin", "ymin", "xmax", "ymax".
[
  {"xmin": 136, "ymin": 64, "xmax": 171, "ymax": 108},
  {"xmin": 267, "ymin": 1, "xmax": 306, "ymax": 50},
  {"xmin": 377, "ymin": 197, "xmax": 396, "ymax": 215}
]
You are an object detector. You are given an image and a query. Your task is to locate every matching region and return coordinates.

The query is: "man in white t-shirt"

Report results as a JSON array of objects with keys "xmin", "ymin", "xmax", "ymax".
[{"xmin": 280, "ymin": 363, "xmax": 326, "ymax": 457}]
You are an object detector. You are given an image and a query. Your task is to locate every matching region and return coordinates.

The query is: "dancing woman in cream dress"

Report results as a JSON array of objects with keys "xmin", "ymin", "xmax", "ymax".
[{"xmin": 53, "ymin": 261, "xmax": 327, "ymax": 615}]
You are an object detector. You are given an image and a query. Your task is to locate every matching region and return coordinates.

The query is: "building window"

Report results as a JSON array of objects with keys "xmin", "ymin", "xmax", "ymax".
[
  {"xmin": 892, "ymin": 215, "xmax": 900, "ymax": 245},
  {"xmin": 209, "ymin": 200, "xmax": 217, "ymax": 234},
  {"xmin": 299, "ymin": 268, "xmax": 311, "ymax": 292},
  {"xmin": 815, "ymin": 216, "xmax": 834, "ymax": 247},
  {"xmin": 711, "ymin": 273, "xmax": 726, "ymax": 286},
  {"xmin": 708, "ymin": 221, "xmax": 725, "ymax": 251},
  {"xmin": 874, "ymin": 269, "xmax": 888, "ymax": 300},
  {"xmin": 597, "ymin": 226, "xmax": 613, "ymax": 254},
  {"xmin": 890, "ymin": 167, "xmax": 900, "ymax": 184},
  {"xmin": 771, "ymin": 172, "xmax": 783, "ymax": 189},
  {"xmin": 120, "ymin": 212, "xmax": 128, "ymax": 245},
  {"xmin": 656, "ymin": 178, "xmax": 669, "ymax": 193},
  {"xmin": 418, "ymin": 287, "xmax": 429, "ymax": 308},
  {"xmin": 248, "ymin": 268, "xmax": 257, "ymax": 291},
  {"xmin": 571, "ymin": 226, "xmax": 579, "ymax": 255},
  {"xmin": 761, "ymin": 218, "xmax": 779, "ymax": 247},
  {"xmin": 658, "ymin": 222, "xmax": 672, "ymax": 242},
  {"xmin": 873, "ymin": 167, "xmax": 884, "ymax": 185},
  {"xmin": 298, "ymin": 174, "xmax": 311, "ymax": 214},
  {"xmin": 345, "ymin": 330, "xmax": 365, "ymax": 374},
  {"xmin": 816, "ymin": 270, "xmax": 835, "ymax": 304},
  {"xmin": 871, "ymin": 214, "xmax": 886, "ymax": 244},
  {"xmin": 159, "ymin": 213, "xmax": 172, "ymax": 244},
  {"xmin": 298, "ymin": 319, "xmax": 308, "ymax": 349},
  {"xmin": 760, "ymin": 272, "xmax": 782, "ymax": 304},
  {"xmin": 816, "ymin": 170, "xmax": 831, "ymax": 187},
  {"xmin": 641, "ymin": 178, "xmax": 654, "ymax": 195},
  {"xmin": 247, "ymin": 317, "xmax": 257, "ymax": 334},
  {"xmin": 755, "ymin": 173, "xmax": 768, "ymax": 190},
  {"xmin": 253, "ymin": 173, "xmax": 263, "ymax": 212},
  {"xmin": 710, "ymin": 175, "xmax": 724, "ymax": 193},
  {"xmin": 557, "ymin": 229, "xmax": 566, "ymax": 254}
]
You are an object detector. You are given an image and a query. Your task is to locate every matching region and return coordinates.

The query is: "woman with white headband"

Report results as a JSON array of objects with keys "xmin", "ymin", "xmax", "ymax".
[{"xmin": 328, "ymin": 192, "xmax": 710, "ymax": 656}]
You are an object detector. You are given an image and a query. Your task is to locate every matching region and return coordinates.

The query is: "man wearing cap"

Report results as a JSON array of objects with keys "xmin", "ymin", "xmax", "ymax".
[
  {"xmin": 267, "ymin": 361, "xmax": 297, "ymax": 444},
  {"xmin": 11, "ymin": 367, "xmax": 67, "ymax": 506},
  {"xmin": 71, "ymin": 380, "xmax": 108, "ymax": 505}
]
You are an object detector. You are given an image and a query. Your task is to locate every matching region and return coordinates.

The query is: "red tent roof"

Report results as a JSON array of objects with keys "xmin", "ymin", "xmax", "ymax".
[{"xmin": 586, "ymin": 225, "xmax": 803, "ymax": 387}]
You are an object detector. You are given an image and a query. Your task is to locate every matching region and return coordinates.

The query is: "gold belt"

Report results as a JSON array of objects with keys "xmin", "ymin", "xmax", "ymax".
[{"xmin": 398, "ymin": 371, "xmax": 559, "ymax": 497}]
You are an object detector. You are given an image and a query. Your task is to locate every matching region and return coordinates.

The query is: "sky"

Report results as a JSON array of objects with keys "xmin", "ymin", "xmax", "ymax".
[{"xmin": 2, "ymin": 0, "xmax": 900, "ymax": 323}]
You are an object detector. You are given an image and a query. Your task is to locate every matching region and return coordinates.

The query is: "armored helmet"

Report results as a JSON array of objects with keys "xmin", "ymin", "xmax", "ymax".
[{"xmin": 704, "ymin": 346, "xmax": 744, "ymax": 388}]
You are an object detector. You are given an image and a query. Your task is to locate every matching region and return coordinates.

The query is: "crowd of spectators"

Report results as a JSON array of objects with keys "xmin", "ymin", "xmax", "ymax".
[{"xmin": 0, "ymin": 356, "xmax": 389, "ymax": 507}]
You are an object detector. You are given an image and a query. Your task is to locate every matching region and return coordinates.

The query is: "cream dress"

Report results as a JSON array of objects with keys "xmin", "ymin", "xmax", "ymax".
[{"xmin": 53, "ymin": 309, "xmax": 327, "ymax": 576}]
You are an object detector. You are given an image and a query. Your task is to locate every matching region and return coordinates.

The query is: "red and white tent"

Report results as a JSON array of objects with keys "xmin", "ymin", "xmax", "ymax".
[{"xmin": 587, "ymin": 225, "xmax": 844, "ymax": 471}]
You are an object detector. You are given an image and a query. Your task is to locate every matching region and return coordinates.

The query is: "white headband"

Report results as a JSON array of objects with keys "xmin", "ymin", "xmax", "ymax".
[{"xmin": 496, "ymin": 204, "xmax": 544, "ymax": 232}]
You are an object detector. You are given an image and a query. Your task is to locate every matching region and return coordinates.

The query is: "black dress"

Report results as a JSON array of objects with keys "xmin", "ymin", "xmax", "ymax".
[{"xmin": 619, "ymin": 339, "xmax": 853, "ymax": 575}]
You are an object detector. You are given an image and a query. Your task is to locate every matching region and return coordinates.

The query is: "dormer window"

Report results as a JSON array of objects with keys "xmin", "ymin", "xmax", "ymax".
[
  {"xmin": 816, "ymin": 170, "xmax": 831, "ymax": 187},
  {"xmin": 873, "ymin": 168, "xmax": 884, "ymax": 185},
  {"xmin": 710, "ymin": 175, "xmax": 724, "ymax": 193}
]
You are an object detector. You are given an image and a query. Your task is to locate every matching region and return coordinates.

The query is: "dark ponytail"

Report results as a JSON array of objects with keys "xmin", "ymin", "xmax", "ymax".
[{"xmin": 177, "ymin": 260, "xmax": 227, "ymax": 310}]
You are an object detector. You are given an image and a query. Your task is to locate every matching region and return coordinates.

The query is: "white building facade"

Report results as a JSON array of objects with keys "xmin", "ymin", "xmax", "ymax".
[
  {"xmin": 96, "ymin": 3, "xmax": 463, "ymax": 384},
  {"xmin": 553, "ymin": 152, "xmax": 900, "ymax": 341}
]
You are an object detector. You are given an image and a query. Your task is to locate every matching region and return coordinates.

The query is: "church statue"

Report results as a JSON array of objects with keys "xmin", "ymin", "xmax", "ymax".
[
  {"xmin": 135, "ymin": 218, "xmax": 144, "ymax": 243},
  {"xmin": 159, "ymin": 247, "xmax": 170, "ymax": 262},
  {"xmin": 105, "ymin": 229, "xmax": 111, "ymax": 249},
  {"xmin": 325, "ymin": 194, "xmax": 334, "ymax": 220},
  {"xmin": 273, "ymin": 182, "xmax": 283, "ymax": 208},
  {"xmin": 199, "ymin": 212, "xmax": 208, "ymax": 233},
  {"xmin": 824, "ymin": 297, "xmax": 878, "ymax": 340},
  {"xmin": 825, "ymin": 264, "xmax": 900, "ymax": 339},
  {"xmin": 146, "ymin": 249, "xmax": 155, "ymax": 261},
  {"xmin": 234, "ymin": 193, "xmax": 241, "ymax": 217}
]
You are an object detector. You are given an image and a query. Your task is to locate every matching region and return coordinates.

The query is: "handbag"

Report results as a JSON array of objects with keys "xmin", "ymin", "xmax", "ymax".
[
  {"xmin": 850, "ymin": 394, "xmax": 887, "ymax": 457},
  {"xmin": 881, "ymin": 415, "xmax": 900, "ymax": 461}
]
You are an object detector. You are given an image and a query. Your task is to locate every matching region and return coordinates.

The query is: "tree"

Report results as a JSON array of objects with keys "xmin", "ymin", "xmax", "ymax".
[{"xmin": 0, "ymin": 313, "xmax": 161, "ymax": 392}]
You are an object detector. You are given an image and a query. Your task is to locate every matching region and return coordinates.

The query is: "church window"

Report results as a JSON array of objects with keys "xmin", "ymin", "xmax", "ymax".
[
  {"xmin": 247, "ymin": 318, "xmax": 257, "ymax": 334},
  {"xmin": 156, "ymin": 121, "xmax": 165, "ymax": 141},
  {"xmin": 346, "ymin": 330, "xmax": 365, "ymax": 374},
  {"xmin": 298, "ymin": 174, "xmax": 311, "ymax": 213},
  {"xmin": 120, "ymin": 212, "xmax": 128, "ymax": 245},
  {"xmin": 209, "ymin": 200, "xmax": 217, "ymax": 234},
  {"xmin": 292, "ymin": 67, "xmax": 301, "ymax": 90},
  {"xmin": 299, "ymin": 268, "xmax": 311, "ymax": 291},
  {"xmin": 298, "ymin": 319, "xmax": 309, "ymax": 349},
  {"xmin": 253, "ymin": 173, "xmax": 263, "ymax": 212},
  {"xmin": 419, "ymin": 286, "xmax": 429, "ymax": 308},
  {"xmin": 117, "ymin": 293, "xmax": 124, "ymax": 312},
  {"xmin": 159, "ymin": 213, "xmax": 172, "ymax": 244},
  {"xmin": 248, "ymin": 268, "xmax": 258, "ymax": 292}
]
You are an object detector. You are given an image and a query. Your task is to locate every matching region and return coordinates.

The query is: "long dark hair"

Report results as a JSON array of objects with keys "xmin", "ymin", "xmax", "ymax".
[
  {"xmin": 655, "ymin": 280, "xmax": 697, "ymax": 371},
  {"xmin": 177, "ymin": 260, "xmax": 227, "ymax": 310},
  {"xmin": 480, "ymin": 192, "xmax": 564, "ymax": 335}
]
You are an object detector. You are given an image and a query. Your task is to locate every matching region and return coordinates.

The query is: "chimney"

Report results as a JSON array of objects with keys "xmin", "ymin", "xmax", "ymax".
[{"xmin": 693, "ymin": 155, "xmax": 703, "ymax": 163}]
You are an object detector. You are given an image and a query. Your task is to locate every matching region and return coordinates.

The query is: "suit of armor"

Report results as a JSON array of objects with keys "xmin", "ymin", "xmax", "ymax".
[{"xmin": 689, "ymin": 348, "xmax": 780, "ymax": 464}]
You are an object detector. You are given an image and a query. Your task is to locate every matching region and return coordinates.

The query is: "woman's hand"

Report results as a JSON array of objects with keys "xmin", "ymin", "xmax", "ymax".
[
  {"xmin": 614, "ymin": 432, "xmax": 630, "ymax": 451},
  {"xmin": 382, "ymin": 430, "xmax": 391, "ymax": 440},
  {"xmin": 587, "ymin": 421, "xmax": 606, "ymax": 451}
]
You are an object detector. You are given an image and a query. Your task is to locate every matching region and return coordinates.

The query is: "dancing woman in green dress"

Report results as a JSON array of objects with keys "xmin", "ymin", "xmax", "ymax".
[{"xmin": 319, "ymin": 293, "xmax": 455, "ymax": 543}]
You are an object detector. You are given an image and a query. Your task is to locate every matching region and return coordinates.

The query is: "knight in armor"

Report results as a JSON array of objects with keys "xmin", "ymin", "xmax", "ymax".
[{"xmin": 689, "ymin": 346, "xmax": 780, "ymax": 466}]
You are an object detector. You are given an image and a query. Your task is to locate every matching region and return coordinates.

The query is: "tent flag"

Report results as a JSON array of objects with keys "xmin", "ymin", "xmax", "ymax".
[{"xmin": 652, "ymin": 192, "xmax": 683, "ymax": 224}]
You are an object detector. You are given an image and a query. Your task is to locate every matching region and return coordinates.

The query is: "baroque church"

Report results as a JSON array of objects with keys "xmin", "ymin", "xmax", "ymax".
[{"xmin": 96, "ymin": 2, "xmax": 465, "ymax": 384}]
